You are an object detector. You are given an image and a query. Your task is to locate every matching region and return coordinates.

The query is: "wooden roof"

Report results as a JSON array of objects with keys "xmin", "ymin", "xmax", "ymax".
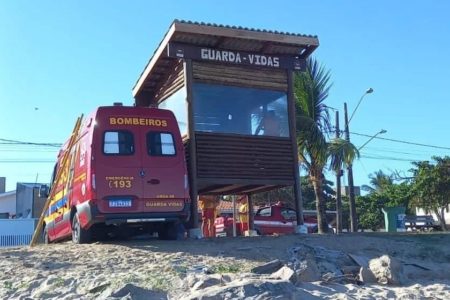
[{"xmin": 132, "ymin": 20, "xmax": 320, "ymax": 106}]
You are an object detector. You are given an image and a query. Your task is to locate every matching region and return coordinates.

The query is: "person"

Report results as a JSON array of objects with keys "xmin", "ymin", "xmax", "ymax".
[
  {"xmin": 198, "ymin": 195, "xmax": 219, "ymax": 238},
  {"xmin": 238, "ymin": 195, "xmax": 249, "ymax": 235},
  {"xmin": 263, "ymin": 110, "xmax": 280, "ymax": 136}
]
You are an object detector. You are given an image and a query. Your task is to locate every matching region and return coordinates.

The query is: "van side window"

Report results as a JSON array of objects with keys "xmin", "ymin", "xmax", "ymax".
[
  {"xmin": 49, "ymin": 162, "xmax": 58, "ymax": 189},
  {"xmin": 147, "ymin": 132, "xmax": 176, "ymax": 156},
  {"xmin": 103, "ymin": 131, "xmax": 134, "ymax": 155}
]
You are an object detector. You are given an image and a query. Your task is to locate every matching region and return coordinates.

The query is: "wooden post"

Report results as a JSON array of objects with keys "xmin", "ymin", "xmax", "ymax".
[
  {"xmin": 184, "ymin": 59, "xmax": 199, "ymax": 230},
  {"xmin": 287, "ymin": 70, "xmax": 304, "ymax": 225},
  {"xmin": 248, "ymin": 194, "xmax": 254, "ymax": 231}
]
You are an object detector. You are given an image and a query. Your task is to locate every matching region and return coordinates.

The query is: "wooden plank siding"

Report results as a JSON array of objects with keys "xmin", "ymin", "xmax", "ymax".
[
  {"xmin": 153, "ymin": 60, "xmax": 185, "ymax": 103},
  {"xmin": 192, "ymin": 62, "xmax": 287, "ymax": 91},
  {"xmin": 195, "ymin": 132, "xmax": 294, "ymax": 181}
]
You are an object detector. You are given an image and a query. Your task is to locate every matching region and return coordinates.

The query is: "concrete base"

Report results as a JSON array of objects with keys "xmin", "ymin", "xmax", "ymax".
[
  {"xmin": 244, "ymin": 230, "xmax": 258, "ymax": 237},
  {"xmin": 295, "ymin": 225, "xmax": 308, "ymax": 234},
  {"xmin": 188, "ymin": 228, "xmax": 203, "ymax": 239}
]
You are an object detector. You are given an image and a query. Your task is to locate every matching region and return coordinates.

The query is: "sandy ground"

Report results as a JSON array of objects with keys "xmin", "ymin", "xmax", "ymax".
[{"xmin": 0, "ymin": 232, "xmax": 449, "ymax": 299}]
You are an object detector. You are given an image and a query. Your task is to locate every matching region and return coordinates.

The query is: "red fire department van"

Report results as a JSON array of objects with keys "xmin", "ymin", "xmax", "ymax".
[{"xmin": 41, "ymin": 104, "xmax": 190, "ymax": 243}]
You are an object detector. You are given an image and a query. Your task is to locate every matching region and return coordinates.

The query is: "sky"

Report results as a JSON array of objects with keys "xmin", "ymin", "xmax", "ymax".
[{"xmin": 1, "ymin": 0, "xmax": 450, "ymax": 192}]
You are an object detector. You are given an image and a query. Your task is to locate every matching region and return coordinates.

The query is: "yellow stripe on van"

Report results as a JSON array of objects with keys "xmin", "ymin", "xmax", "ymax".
[{"xmin": 73, "ymin": 172, "xmax": 87, "ymax": 183}]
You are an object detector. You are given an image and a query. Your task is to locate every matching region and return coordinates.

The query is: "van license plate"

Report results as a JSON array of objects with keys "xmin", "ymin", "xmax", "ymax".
[{"xmin": 109, "ymin": 200, "xmax": 132, "ymax": 208}]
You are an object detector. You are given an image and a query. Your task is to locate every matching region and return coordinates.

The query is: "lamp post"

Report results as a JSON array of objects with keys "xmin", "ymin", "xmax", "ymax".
[
  {"xmin": 344, "ymin": 88, "xmax": 374, "ymax": 232},
  {"xmin": 358, "ymin": 129, "xmax": 387, "ymax": 151}
]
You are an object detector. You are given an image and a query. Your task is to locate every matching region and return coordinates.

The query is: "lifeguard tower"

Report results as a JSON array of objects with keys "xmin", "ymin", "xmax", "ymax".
[{"xmin": 132, "ymin": 20, "xmax": 319, "ymax": 231}]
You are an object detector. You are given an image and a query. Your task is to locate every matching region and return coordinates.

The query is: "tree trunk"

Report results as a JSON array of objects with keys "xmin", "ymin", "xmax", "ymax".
[
  {"xmin": 433, "ymin": 207, "xmax": 447, "ymax": 231},
  {"xmin": 310, "ymin": 171, "xmax": 328, "ymax": 234},
  {"xmin": 440, "ymin": 207, "xmax": 448, "ymax": 231}
]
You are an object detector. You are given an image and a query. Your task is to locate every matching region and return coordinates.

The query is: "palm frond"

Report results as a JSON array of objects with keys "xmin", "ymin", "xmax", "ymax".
[
  {"xmin": 294, "ymin": 57, "xmax": 333, "ymax": 133},
  {"xmin": 328, "ymin": 138, "xmax": 360, "ymax": 173}
]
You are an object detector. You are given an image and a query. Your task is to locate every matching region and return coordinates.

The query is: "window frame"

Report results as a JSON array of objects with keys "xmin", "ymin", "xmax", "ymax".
[
  {"xmin": 192, "ymin": 83, "xmax": 289, "ymax": 137},
  {"xmin": 102, "ymin": 130, "xmax": 135, "ymax": 156},
  {"xmin": 280, "ymin": 208, "xmax": 297, "ymax": 220},
  {"xmin": 256, "ymin": 207, "xmax": 272, "ymax": 217},
  {"xmin": 146, "ymin": 131, "xmax": 177, "ymax": 157}
]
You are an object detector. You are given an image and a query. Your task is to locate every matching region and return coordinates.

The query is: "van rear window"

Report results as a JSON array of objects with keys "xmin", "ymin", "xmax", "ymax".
[
  {"xmin": 147, "ymin": 132, "xmax": 176, "ymax": 156},
  {"xmin": 103, "ymin": 131, "xmax": 134, "ymax": 155}
]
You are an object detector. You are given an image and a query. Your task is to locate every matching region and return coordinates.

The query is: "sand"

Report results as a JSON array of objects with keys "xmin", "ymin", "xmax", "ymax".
[{"xmin": 0, "ymin": 233, "xmax": 449, "ymax": 299}]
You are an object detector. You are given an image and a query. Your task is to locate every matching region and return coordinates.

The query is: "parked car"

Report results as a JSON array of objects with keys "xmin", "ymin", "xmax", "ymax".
[
  {"xmin": 254, "ymin": 204, "xmax": 320, "ymax": 235},
  {"xmin": 215, "ymin": 203, "xmax": 334, "ymax": 236},
  {"xmin": 405, "ymin": 215, "xmax": 441, "ymax": 231}
]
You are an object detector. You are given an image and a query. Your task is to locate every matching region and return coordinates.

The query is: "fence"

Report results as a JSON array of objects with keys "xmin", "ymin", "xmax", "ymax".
[{"xmin": 0, "ymin": 219, "xmax": 36, "ymax": 247}]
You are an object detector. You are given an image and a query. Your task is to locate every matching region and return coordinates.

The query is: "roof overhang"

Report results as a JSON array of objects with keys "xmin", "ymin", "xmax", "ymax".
[{"xmin": 132, "ymin": 20, "xmax": 319, "ymax": 106}]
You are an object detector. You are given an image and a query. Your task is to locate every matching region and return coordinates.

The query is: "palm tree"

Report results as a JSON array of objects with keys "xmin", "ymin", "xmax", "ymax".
[
  {"xmin": 328, "ymin": 137, "xmax": 360, "ymax": 232},
  {"xmin": 362, "ymin": 170, "xmax": 394, "ymax": 194},
  {"xmin": 295, "ymin": 58, "xmax": 359, "ymax": 234}
]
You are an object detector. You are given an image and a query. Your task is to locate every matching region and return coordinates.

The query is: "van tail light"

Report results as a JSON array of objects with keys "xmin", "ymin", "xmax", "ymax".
[
  {"xmin": 92, "ymin": 174, "xmax": 96, "ymax": 190},
  {"xmin": 184, "ymin": 174, "xmax": 188, "ymax": 190}
]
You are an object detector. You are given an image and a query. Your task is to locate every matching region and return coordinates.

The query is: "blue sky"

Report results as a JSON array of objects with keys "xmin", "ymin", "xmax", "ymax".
[{"xmin": 1, "ymin": 1, "xmax": 450, "ymax": 192}]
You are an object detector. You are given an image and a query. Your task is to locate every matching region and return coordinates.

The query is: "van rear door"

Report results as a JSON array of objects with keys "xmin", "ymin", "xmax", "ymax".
[
  {"xmin": 141, "ymin": 122, "xmax": 187, "ymax": 212},
  {"xmin": 95, "ymin": 120, "xmax": 143, "ymax": 213}
]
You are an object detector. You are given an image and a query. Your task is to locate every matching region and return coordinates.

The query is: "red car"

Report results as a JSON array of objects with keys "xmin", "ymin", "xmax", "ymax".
[
  {"xmin": 254, "ymin": 204, "xmax": 319, "ymax": 235},
  {"xmin": 215, "ymin": 204, "xmax": 332, "ymax": 236}
]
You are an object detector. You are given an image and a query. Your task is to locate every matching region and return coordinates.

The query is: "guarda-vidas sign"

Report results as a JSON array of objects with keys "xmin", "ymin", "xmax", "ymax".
[{"xmin": 167, "ymin": 42, "xmax": 305, "ymax": 71}]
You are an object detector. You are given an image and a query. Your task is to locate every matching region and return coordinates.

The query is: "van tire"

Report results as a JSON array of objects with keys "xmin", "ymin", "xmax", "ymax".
[
  {"xmin": 72, "ymin": 213, "xmax": 91, "ymax": 244},
  {"xmin": 42, "ymin": 226, "xmax": 49, "ymax": 245},
  {"xmin": 158, "ymin": 222, "xmax": 178, "ymax": 240}
]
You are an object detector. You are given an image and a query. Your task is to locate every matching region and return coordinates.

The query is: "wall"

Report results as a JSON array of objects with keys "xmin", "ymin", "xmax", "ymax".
[
  {"xmin": 0, "ymin": 191, "xmax": 16, "ymax": 217},
  {"xmin": 0, "ymin": 218, "xmax": 36, "ymax": 247},
  {"xmin": 15, "ymin": 183, "xmax": 46, "ymax": 218},
  {"xmin": 340, "ymin": 186, "xmax": 361, "ymax": 197},
  {"xmin": 0, "ymin": 177, "xmax": 5, "ymax": 193},
  {"xmin": 16, "ymin": 183, "xmax": 34, "ymax": 218}
]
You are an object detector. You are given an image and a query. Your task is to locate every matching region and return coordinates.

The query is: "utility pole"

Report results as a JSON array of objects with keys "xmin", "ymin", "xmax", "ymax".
[
  {"xmin": 344, "ymin": 103, "xmax": 357, "ymax": 232},
  {"xmin": 335, "ymin": 111, "xmax": 343, "ymax": 234}
]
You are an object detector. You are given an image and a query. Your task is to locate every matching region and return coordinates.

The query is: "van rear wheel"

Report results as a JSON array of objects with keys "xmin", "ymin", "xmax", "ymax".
[
  {"xmin": 72, "ymin": 213, "xmax": 91, "ymax": 244},
  {"xmin": 158, "ymin": 222, "xmax": 178, "ymax": 240},
  {"xmin": 42, "ymin": 226, "xmax": 49, "ymax": 244}
]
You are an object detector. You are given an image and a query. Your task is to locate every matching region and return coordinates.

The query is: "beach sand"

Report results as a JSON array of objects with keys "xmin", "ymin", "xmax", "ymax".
[{"xmin": 0, "ymin": 233, "xmax": 449, "ymax": 299}]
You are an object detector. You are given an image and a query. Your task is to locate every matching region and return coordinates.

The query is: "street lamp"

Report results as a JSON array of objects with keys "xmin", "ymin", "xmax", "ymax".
[
  {"xmin": 358, "ymin": 129, "xmax": 387, "ymax": 151},
  {"xmin": 344, "ymin": 88, "xmax": 374, "ymax": 233},
  {"xmin": 349, "ymin": 88, "xmax": 374, "ymax": 124}
]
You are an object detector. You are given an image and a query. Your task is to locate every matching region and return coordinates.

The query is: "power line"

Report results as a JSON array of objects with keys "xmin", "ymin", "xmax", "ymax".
[
  {"xmin": 0, "ymin": 159, "xmax": 54, "ymax": 163},
  {"xmin": 362, "ymin": 145, "xmax": 445, "ymax": 155},
  {"xmin": 350, "ymin": 132, "xmax": 450, "ymax": 151},
  {"xmin": 360, "ymin": 154, "xmax": 419, "ymax": 162},
  {"xmin": 0, "ymin": 138, "xmax": 61, "ymax": 148},
  {"xmin": 331, "ymin": 127, "xmax": 450, "ymax": 151}
]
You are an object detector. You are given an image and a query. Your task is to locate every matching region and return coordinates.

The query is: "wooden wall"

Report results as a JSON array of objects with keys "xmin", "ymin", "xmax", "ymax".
[
  {"xmin": 192, "ymin": 62, "xmax": 287, "ymax": 91},
  {"xmin": 154, "ymin": 61, "xmax": 185, "ymax": 103},
  {"xmin": 195, "ymin": 132, "xmax": 294, "ymax": 180}
]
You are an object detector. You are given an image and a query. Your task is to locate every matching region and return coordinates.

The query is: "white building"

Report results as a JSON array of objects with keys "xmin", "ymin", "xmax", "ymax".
[
  {"xmin": 0, "ymin": 177, "xmax": 16, "ymax": 218},
  {"xmin": 0, "ymin": 191, "xmax": 16, "ymax": 218},
  {"xmin": 340, "ymin": 186, "xmax": 361, "ymax": 197}
]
